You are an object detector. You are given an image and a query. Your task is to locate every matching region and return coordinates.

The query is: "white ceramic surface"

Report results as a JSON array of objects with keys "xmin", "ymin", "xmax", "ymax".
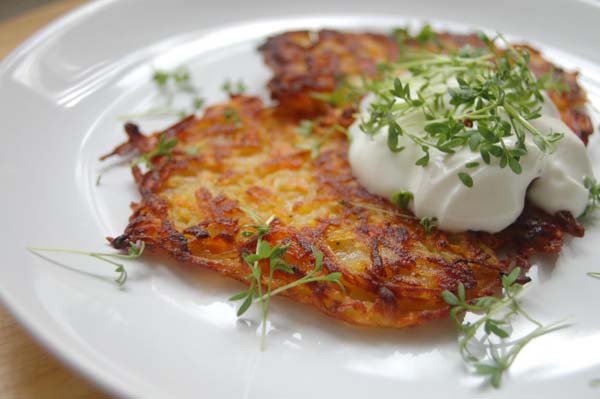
[{"xmin": 1, "ymin": 1, "xmax": 600, "ymax": 398}]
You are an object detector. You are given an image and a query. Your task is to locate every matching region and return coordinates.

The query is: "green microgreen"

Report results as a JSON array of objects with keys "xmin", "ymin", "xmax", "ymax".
[
  {"xmin": 391, "ymin": 191, "xmax": 413, "ymax": 209},
  {"xmin": 420, "ymin": 216, "xmax": 437, "ymax": 233},
  {"xmin": 414, "ymin": 24, "xmax": 441, "ymax": 47},
  {"xmin": 579, "ymin": 176, "xmax": 600, "ymax": 220},
  {"xmin": 587, "ymin": 272, "xmax": 600, "ymax": 280},
  {"xmin": 27, "ymin": 240, "xmax": 145, "ymax": 287},
  {"xmin": 120, "ymin": 66, "xmax": 205, "ymax": 120},
  {"xmin": 310, "ymin": 78, "xmax": 362, "ymax": 107},
  {"xmin": 231, "ymin": 209, "xmax": 345, "ymax": 350},
  {"xmin": 392, "ymin": 24, "xmax": 442, "ymax": 50},
  {"xmin": 295, "ymin": 122, "xmax": 347, "ymax": 158},
  {"xmin": 131, "ymin": 133, "xmax": 178, "ymax": 169},
  {"xmin": 309, "ymin": 124, "xmax": 347, "ymax": 158},
  {"xmin": 96, "ymin": 174, "xmax": 102, "ymax": 186},
  {"xmin": 458, "ymin": 172, "xmax": 474, "ymax": 188},
  {"xmin": 222, "ymin": 78, "xmax": 247, "ymax": 96},
  {"xmin": 358, "ymin": 31, "xmax": 568, "ymax": 187},
  {"xmin": 224, "ymin": 107, "xmax": 243, "ymax": 128},
  {"xmin": 391, "ymin": 27, "xmax": 410, "ymax": 50},
  {"xmin": 442, "ymin": 267, "xmax": 569, "ymax": 388},
  {"xmin": 295, "ymin": 119, "xmax": 315, "ymax": 136}
]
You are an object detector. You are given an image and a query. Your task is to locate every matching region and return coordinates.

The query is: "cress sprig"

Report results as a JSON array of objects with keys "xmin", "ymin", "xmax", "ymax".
[
  {"xmin": 294, "ymin": 120, "xmax": 348, "ymax": 158},
  {"xmin": 27, "ymin": 240, "xmax": 145, "ymax": 286},
  {"xmin": 579, "ymin": 176, "xmax": 600, "ymax": 220},
  {"xmin": 223, "ymin": 107, "xmax": 243, "ymax": 128},
  {"xmin": 222, "ymin": 78, "xmax": 247, "ymax": 96},
  {"xmin": 442, "ymin": 267, "xmax": 568, "ymax": 388},
  {"xmin": 131, "ymin": 133, "xmax": 178, "ymax": 169},
  {"xmin": 230, "ymin": 208, "xmax": 344, "ymax": 350},
  {"xmin": 120, "ymin": 67, "xmax": 205, "ymax": 120},
  {"xmin": 359, "ymin": 32, "xmax": 567, "ymax": 187}
]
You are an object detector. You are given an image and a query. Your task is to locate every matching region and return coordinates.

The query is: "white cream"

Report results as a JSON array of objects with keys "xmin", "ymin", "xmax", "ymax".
[{"xmin": 348, "ymin": 93, "xmax": 594, "ymax": 233}]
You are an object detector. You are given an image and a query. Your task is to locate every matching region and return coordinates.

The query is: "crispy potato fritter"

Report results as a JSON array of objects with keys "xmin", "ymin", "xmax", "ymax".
[{"xmin": 104, "ymin": 30, "xmax": 589, "ymax": 328}]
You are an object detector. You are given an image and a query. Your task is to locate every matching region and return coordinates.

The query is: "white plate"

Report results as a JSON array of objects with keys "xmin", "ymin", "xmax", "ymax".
[{"xmin": 1, "ymin": 0, "xmax": 600, "ymax": 398}]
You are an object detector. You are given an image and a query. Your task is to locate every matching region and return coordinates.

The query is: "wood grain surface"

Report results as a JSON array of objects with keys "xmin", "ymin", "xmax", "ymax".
[{"xmin": 0, "ymin": 1, "xmax": 111, "ymax": 398}]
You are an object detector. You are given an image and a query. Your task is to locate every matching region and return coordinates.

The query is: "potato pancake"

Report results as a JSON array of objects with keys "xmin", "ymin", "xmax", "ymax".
[{"xmin": 104, "ymin": 29, "xmax": 589, "ymax": 328}]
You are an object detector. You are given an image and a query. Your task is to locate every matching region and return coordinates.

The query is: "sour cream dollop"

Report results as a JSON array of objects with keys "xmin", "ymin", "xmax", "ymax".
[{"xmin": 348, "ymin": 93, "xmax": 594, "ymax": 233}]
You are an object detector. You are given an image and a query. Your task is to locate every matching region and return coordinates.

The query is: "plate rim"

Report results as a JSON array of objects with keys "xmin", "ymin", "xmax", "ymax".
[
  {"xmin": 1, "ymin": 1, "xmax": 599, "ymax": 398},
  {"xmin": 0, "ymin": 2, "xmax": 147, "ymax": 397}
]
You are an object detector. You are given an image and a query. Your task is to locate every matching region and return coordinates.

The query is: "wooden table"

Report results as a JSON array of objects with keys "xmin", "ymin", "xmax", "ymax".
[{"xmin": 0, "ymin": 2, "xmax": 110, "ymax": 397}]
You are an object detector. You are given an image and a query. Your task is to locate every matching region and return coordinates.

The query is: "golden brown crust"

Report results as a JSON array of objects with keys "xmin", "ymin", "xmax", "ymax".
[
  {"xmin": 260, "ymin": 30, "xmax": 398, "ymax": 117},
  {"xmin": 522, "ymin": 45, "xmax": 594, "ymax": 144},
  {"xmin": 105, "ymin": 29, "xmax": 590, "ymax": 328},
  {"xmin": 260, "ymin": 30, "xmax": 593, "ymax": 143}
]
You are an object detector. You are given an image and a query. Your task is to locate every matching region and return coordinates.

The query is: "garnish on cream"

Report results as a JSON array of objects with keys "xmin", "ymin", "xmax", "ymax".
[{"xmin": 348, "ymin": 34, "xmax": 594, "ymax": 233}]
